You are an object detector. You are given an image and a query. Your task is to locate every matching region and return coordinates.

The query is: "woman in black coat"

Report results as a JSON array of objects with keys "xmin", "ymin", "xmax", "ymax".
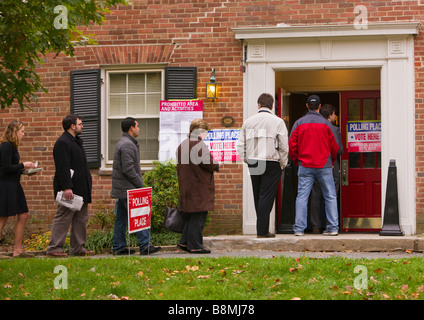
[{"xmin": 0, "ymin": 120, "xmax": 36, "ymax": 257}]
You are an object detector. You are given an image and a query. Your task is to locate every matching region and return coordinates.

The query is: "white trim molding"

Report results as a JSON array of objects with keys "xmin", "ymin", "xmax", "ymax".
[{"xmin": 233, "ymin": 23, "xmax": 420, "ymax": 235}]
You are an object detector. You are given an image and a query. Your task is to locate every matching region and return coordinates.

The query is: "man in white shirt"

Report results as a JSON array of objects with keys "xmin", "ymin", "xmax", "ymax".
[{"xmin": 237, "ymin": 93, "xmax": 289, "ymax": 237}]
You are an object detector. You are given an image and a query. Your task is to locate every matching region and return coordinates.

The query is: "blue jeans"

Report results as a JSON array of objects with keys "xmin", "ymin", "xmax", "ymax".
[
  {"xmin": 113, "ymin": 198, "xmax": 150, "ymax": 252},
  {"xmin": 293, "ymin": 166, "xmax": 339, "ymax": 233}
]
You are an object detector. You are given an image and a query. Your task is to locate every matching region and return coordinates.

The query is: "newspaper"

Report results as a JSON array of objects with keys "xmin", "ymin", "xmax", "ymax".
[
  {"xmin": 23, "ymin": 161, "xmax": 43, "ymax": 175},
  {"xmin": 55, "ymin": 191, "xmax": 84, "ymax": 211},
  {"xmin": 23, "ymin": 167, "xmax": 43, "ymax": 175}
]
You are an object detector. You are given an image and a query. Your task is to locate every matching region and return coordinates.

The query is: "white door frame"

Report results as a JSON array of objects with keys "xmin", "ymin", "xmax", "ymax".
[{"xmin": 233, "ymin": 23, "xmax": 420, "ymax": 235}]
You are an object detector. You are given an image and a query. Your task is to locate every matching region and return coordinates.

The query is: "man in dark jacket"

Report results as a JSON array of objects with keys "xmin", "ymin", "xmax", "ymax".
[
  {"xmin": 47, "ymin": 114, "xmax": 94, "ymax": 257},
  {"xmin": 289, "ymin": 95, "xmax": 340, "ymax": 236},
  {"xmin": 111, "ymin": 117, "xmax": 160, "ymax": 255}
]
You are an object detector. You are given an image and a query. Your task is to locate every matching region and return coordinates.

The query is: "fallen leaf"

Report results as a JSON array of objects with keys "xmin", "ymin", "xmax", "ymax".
[
  {"xmin": 186, "ymin": 265, "xmax": 199, "ymax": 272},
  {"xmin": 232, "ymin": 270, "xmax": 244, "ymax": 274},
  {"xmin": 401, "ymin": 284, "xmax": 409, "ymax": 291}
]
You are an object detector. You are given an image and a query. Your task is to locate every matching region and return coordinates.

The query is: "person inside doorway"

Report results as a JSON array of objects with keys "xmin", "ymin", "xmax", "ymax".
[
  {"xmin": 289, "ymin": 95, "xmax": 340, "ymax": 236},
  {"xmin": 309, "ymin": 104, "xmax": 343, "ymax": 233}
]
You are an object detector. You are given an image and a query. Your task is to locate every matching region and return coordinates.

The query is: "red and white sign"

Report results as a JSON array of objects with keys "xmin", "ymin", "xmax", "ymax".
[
  {"xmin": 204, "ymin": 129, "xmax": 242, "ymax": 163},
  {"xmin": 127, "ymin": 187, "xmax": 152, "ymax": 233},
  {"xmin": 347, "ymin": 121, "xmax": 381, "ymax": 153}
]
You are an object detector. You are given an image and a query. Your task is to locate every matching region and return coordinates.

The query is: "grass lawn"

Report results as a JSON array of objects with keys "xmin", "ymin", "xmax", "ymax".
[{"xmin": 1, "ymin": 255, "xmax": 424, "ymax": 301}]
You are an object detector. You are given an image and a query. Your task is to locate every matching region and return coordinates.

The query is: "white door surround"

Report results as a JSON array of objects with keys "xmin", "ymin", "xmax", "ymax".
[{"xmin": 233, "ymin": 23, "xmax": 420, "ymax": 235}]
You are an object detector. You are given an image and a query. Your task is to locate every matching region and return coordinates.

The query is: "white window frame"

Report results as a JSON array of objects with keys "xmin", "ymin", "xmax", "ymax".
[{"xmin": 101, "ymin": 67, "xmax": 165, "ymax": 169}]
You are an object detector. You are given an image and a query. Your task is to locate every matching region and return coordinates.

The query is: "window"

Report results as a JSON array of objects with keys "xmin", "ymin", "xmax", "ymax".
[{"xmin": 106, "ymin": 69, "xmax": 164, "ymax": 163}]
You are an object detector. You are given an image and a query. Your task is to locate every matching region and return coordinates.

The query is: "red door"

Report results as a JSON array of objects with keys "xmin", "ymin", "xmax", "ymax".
[{"xmin": 340, "ymin": 91, "xmax": 381, "ymax": 232}]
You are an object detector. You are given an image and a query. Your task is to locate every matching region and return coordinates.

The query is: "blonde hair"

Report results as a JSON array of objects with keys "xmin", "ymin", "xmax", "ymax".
[
  {"xmin": 1, "ymin": 120, "xmax": 24, "ymax": 148},
  {"xmin": 189, "ymin": 119, "xmax": 211, "ymax": 133}
]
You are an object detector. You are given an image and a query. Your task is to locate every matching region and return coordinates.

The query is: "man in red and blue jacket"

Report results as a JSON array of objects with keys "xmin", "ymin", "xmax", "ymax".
[{"xmin": 289, "ymin": 95, "xmax": 340, "ymax": 236}]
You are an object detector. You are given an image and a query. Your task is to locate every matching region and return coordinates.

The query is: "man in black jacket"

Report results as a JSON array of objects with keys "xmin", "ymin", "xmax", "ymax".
[{"xmin": 47, "ymin": 114, "xmax": 94, "ymax": 257}]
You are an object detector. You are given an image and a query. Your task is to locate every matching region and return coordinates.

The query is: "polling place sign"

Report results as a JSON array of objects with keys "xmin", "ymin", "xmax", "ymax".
[
  {"xmin": 347, "ymin": 121, "xmax": 381, "ymax": 153},
  {"xmin": 127, "ymin": 187, "xmax": 152, "ymax": 233},
  {"xmin": 203, "ymin": 129, "xmax": 242, "ymax": 162}
]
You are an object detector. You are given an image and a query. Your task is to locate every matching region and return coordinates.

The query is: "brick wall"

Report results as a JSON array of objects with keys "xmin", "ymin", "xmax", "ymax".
[{"xmin": 2, "ymin": 0, "xmax": 424, "ymax": 234}]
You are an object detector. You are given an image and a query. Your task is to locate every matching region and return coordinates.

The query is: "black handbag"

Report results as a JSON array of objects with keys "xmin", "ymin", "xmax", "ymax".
[{"xmin": 163, "ymin": 206, "xmax": 186, "ymax": 233}]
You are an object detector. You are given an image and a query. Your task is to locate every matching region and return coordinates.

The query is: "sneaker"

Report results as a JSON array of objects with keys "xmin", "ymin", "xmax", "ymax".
[
  {"xmin": 323, "ymin": 230, "xmax": 338, "ymax": 236},
  {"xmin": 294, "ymin": 232, "xmax": 304, "ymax": 236},
  {"xmin": 140, "ymin": 245, "xmax": 162, "ymax": 255}
]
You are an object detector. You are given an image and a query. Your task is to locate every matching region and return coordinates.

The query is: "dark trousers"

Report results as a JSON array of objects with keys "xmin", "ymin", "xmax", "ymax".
[
  {"xmin": 179, "ymin": 211, "xmax": 208, "ymax": 251},
  {"xmin": 112, "ymin": 199, "xmax": 150, "ymax": 252},
  {"xmin": 248, "ymin": 160, "xmax": 282, "ymax": 236}
]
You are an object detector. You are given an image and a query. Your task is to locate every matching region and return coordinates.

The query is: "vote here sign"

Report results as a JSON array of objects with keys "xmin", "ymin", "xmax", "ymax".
[
  {"xmin": 347, "ymin": 121, "xmax": 381, "ymax": 153},
  {"xmin": 204, "ymin": 129, "xmax": 242, "ymax": 163},
  {"xmin": 127, "ymin": 187, "xmax": 152, "ymax": 233}
]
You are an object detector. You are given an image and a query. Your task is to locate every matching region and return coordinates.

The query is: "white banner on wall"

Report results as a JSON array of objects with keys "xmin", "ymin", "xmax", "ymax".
[{"xmin": 158, "ymin": 100, "xmax": 203, "ymax": 161}]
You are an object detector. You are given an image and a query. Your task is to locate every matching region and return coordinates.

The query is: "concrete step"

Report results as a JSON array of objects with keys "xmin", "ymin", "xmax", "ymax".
[{"xmin": 203, "ymin": 234, "xmax": 424, "ymax": 252}]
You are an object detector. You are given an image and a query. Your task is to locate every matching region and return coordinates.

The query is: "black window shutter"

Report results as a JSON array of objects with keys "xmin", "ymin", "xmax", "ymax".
[
  {"xmin": 70, "ymin": 69, "xmax": 101, "ymax": 168},
  {"xmin": 165, "ymin": 67, "xmax": 197, "ymax": 99}
]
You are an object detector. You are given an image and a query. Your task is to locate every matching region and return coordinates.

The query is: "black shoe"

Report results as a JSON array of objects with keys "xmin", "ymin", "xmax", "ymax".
[
  {"xmin": 177, "ymin": 244, "xmax": 189, "ymax": 252},
  {"xmin": 257, "ymin": 233, "xmax": 276, "ymax": 238},
  {"xmin": 189, "ymin": 248, "xmax": 211, "ymax": 254},
  {"xmin": 113, "ymin": 248, "xmax": 136, "ymax": 255},
  {"xmin": 140, "ymin": 245, "xmax": 161, "ymax": 255}
]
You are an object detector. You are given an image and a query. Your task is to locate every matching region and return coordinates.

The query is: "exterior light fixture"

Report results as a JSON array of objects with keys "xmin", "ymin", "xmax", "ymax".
[{"xmin": 206, "ymin": 68, "xmax": 220, "ymax": 101}]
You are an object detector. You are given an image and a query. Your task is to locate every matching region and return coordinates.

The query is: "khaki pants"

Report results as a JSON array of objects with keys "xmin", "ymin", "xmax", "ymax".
[{"xmin": 47, "ymin": 203, "xmax": 89, "ymax": 255}]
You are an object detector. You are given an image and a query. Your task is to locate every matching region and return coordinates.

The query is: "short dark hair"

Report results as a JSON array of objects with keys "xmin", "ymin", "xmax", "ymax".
[
  {"xmin": 121, "ymin": 117, "xmax": 137, "ymax": 133},
  {"xmin": 257, "ymin": 93, "xmax": 274, "ymax": 109},
  {"xmin": 62, "ymin": 114, "xmax": 81, "ymax": 131},
  {"xmin": 320, "ymin": 104, "xmax": 336, "ymax": 120}
]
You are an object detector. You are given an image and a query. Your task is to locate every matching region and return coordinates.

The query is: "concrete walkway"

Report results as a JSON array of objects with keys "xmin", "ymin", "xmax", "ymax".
[{"xmin": 1, "ymin": 233, "xmax": 424, "ymax": 259}]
